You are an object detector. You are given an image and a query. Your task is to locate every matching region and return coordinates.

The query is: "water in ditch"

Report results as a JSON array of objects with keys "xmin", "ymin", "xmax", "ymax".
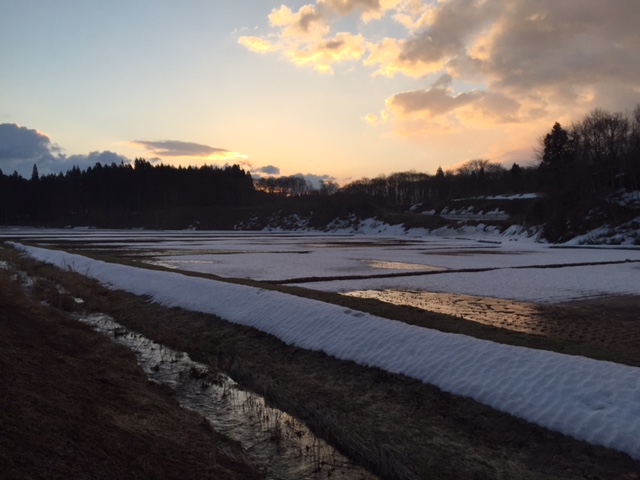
[{"xmin": 77, "ymin": 313, "xmax": 378, "ymax": 480}]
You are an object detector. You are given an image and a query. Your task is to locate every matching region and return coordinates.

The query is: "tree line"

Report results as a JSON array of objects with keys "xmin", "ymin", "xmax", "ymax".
[
  {"xmin": 253, "ymin": 175, "xmax": 339, "ymax": 197},
  {"xmin": 254, "ymin": 106, "xmax": 640, "ymax": 217},
  {"xmin": 537, "ymin": 106, "xmax": 640, "ymax": 240},
  {"xmin": 2, "ymin": 105, "xmax": 638, "ymax": 234},
  {"xmin": 337, "ymin": 160, "xmax": 537, "ymax": 209},
  {"xmin": 539, "ymin": 107, "xmax": 640, "ymax": 194},
  {"xmin": 0, "ymin": 159, "xmax": 254, "ymax": 224}
]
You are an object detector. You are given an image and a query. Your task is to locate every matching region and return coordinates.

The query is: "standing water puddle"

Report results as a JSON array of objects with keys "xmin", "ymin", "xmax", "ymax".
[
  {"xmin": 345, "ymin": 290, "xmax": 545, "ymax": 334},
  {"xmin": 77, "ymin": 313, "xmax": 377, "ymax": 480},
  {"xmin": 344, "ymin": 289, "xmax": 640, "ymax": 349}
]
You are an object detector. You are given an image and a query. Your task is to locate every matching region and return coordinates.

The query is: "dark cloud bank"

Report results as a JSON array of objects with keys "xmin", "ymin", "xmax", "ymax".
[
  {"xmin": 256, "ymin": 165, "xmax": 280, "ymax": 175},
  {"xmin": 0, "ymin": 123, "xmax": 128, "ymax": 177},
  {"xmin": 0, "ymin": 124, "xmax": 335, "ymax": 187},
  {"xmin": 131, "ymin": 140, "xmax": 232, "ymax": 157}
]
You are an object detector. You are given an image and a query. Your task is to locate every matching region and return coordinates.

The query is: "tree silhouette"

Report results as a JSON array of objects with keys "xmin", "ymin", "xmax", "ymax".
[
  {"xmin": 30, "ymin": 164, "xmax": 40, "ymax": 182},
  {"xmin": 0, "ymin": 160, "xmax": 255, "ymax": 225},
  {"xmin": 538, "ymin": 122, "xmax": 574, "ymax": 195}
]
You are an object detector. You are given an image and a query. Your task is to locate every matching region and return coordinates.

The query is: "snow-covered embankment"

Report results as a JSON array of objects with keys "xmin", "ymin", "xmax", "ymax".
[{"xmin": 10, "ymin": 242, "xmax": 640, "ymax": 460}]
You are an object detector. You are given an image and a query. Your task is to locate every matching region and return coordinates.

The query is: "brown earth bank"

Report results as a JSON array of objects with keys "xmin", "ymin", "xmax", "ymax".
[
  {"xmin": 0, "ymin": 265, "xmax": 263, "ymax": 480},
  {"xmin": 2, "ymin": 247, "xmax": 640, "ymax": 479}
]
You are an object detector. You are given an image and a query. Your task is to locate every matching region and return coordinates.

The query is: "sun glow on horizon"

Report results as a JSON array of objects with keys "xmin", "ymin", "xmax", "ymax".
[{"xmin": 2, "ymin": 1, "xmax": 638, "ymax": 181}]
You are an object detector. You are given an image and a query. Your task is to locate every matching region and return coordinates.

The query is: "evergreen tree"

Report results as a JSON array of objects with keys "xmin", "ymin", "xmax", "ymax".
[
  {"xmin": 30, "ymin": 164, "xmax": 39, "ymax": 182},
  {"xmin": 540, "ymin": 122, "xmax": 572, "ymax": 172}
]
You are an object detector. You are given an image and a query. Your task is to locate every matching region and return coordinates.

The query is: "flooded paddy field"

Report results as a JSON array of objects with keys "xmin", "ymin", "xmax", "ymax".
[
  {"xmin": 4, "ymin": 227, "xmax": 640, "ymax": 353},
  {"xmin": 4, "ymin": 227, "xmax": 640, "ymax": 348},
  {"xmin": 3, "ymin": 228, "xmax": 640, "ymax": 477},
  {"xmin": 5, "ymin": 227, "xmax": 639, "ymax": 280}
]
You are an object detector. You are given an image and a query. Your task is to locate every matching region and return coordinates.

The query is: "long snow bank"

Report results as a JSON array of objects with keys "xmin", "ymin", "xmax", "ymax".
[{"xmin": 11, "ymin": 242, "xmax": 640, "ymax": 460}]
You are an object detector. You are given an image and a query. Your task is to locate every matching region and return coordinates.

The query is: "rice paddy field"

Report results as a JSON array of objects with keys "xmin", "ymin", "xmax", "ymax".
[{"xmin": 2, "ymin": 227, "xmax": 640, "ymax": 479}]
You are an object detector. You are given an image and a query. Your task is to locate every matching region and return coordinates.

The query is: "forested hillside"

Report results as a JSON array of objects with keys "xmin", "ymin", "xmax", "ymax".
[{"xmin": 1, "ymin": 107, "xmax": 639, "ymax": 242}]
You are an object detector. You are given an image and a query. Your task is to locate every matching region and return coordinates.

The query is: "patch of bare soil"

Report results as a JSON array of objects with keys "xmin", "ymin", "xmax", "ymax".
[
  {"xmin": 0, "ymin": 268, "xmax": 263, "ymax": 480},
  {"xmin": 11, "ymin": 253, "xmax": 640, "ymax": 480},
  {"xmin": 537, "ymin": 295, "xmax": 640, "ymax": 349}
]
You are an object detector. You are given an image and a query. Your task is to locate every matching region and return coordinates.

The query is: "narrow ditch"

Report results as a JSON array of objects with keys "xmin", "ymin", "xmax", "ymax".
[{"xmin": 76, "ymin": 313, "xmax": 378, "ymax": 480}]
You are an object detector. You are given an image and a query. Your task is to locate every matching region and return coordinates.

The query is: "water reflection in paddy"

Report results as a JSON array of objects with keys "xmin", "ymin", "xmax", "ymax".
[
  {"xmin": 364, "ymin": 260, "xmax": 446, "ymax": 271},
  {"xmin": 344, "ymin": 290, "xmax": 640, "ymax": 349}
]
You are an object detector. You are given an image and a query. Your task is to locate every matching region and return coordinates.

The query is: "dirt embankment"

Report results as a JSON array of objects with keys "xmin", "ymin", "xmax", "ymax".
[{"xmin": 0, "ymin": 265, "xmax": 263, "ymax": 480}]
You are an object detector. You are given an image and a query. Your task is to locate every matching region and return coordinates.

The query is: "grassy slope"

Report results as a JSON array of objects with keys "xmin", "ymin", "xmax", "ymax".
[{"xmin": 3, "ymin": 246, "xmax": 639, "ymax": 480}]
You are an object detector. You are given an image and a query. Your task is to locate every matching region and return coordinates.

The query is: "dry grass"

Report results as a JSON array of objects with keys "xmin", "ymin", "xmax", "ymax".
[
  {"xmin": 0, "ymin": 253, "xmax": 263, "ymax": 480},
  {"xmin": 5, "ymin": 246, "xmax": 640, "ymax": 479}
]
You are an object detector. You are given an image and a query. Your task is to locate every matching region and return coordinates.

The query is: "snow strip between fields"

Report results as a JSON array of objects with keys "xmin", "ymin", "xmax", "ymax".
[{"xmin": 13, "ymin": 243, "xmax": 640, "ymax": 460}]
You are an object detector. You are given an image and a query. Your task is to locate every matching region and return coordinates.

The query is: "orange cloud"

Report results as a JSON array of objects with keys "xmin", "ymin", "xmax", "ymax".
[
  {"xmin": 364, "ymin": 37, "xmax": 447, "ymax": 78},
  {"xmin": 318, "ymin": 0, "xmax": 401, "ymax": 21},
  {"xmin": 286, "ymin": 32, "xmax": 366, "ymax": 74},
  {"xmin": 239, "ymin": 1, "xmax": 393, "ymax": 73},
  {"xmin": 238, "ymin": 36, "xmax": 280, "ymax": 53},
  {"xmin": 269, "ymin": 4, "xmax": 328, "ymax": 39},
  {"xmin": 243, "ymin": 0, "xmax": 640, "ymax": 151}
]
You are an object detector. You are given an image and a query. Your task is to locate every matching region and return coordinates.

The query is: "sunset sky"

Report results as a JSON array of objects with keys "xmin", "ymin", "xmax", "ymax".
[{"xmin": 2, "ymin": 1, "xmax": 639, "ymax": 184}]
